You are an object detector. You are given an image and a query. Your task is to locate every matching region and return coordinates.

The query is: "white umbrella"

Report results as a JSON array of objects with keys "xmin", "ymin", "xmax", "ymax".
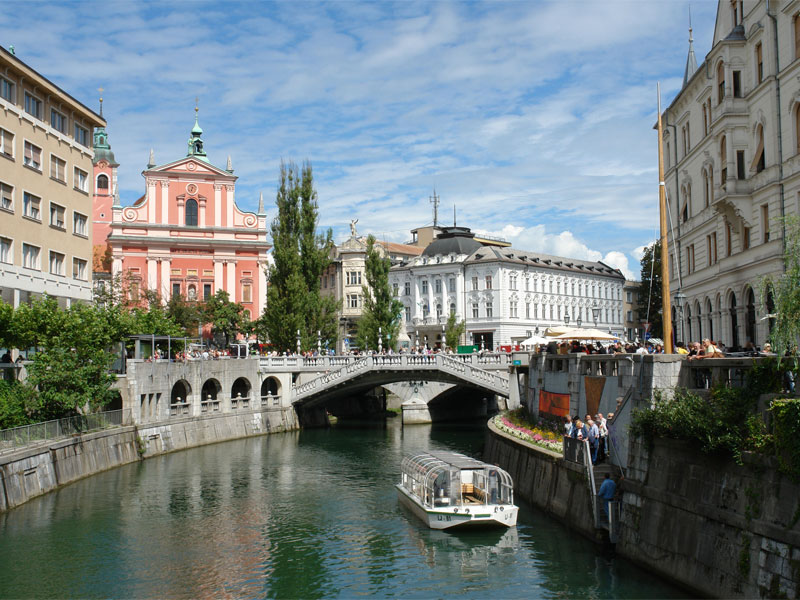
[
  {"xmin": 520, "ymin": 335, "xmax": 549, "ymax": 346},
  {"xmin": 552, "ymin": 327, "xmax": 620, "ymax": 341},
  {"xmin": 544, "ymin": 326, "xmax": 571, "ymax": 337}
]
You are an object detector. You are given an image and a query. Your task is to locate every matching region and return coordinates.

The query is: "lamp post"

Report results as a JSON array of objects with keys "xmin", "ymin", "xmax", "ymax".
[
  {"xmin": 592, "ymin": 303, "xmax": 600, "ymax": 328},
  {"xmin": 674, "ymin": 291, "xmax": 687, "ymax": 344},
  {"xmin": 442, "ymin": 324, "xmax": 446, "ymax": 350},
  {"xmin": 317, "ymin": 330, "xmax": 321, "ymax": 355},
  {"xmin": 564, "ymin": 312, "xmax": 570, "ymax": 327},
  {"xmin": 296, "ymin": 329, "xmax": 301, "ymax": 356},
  {"xmin": 378, "ymin": 326, "xmax": 383, "ymax": 354},
  {"xmin": 576, "ymin": 315, "xmax": 583, "ymax": 328}
]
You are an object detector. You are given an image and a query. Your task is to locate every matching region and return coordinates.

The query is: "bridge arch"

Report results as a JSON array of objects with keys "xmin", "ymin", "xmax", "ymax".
[
  {"xmin": 201, "ymin": 378, "xmax": 221, "ymax": 401},
  {"xmin": 261, "ymin": 377, "xmax": 282, "ymax": 406},
  {"xmin": 171, "ymin": 379, "xmax": 191, "ymax": 404},
  {"xmin": 231, "ymin": 377, "xmax": 252, "ymax": 408}
]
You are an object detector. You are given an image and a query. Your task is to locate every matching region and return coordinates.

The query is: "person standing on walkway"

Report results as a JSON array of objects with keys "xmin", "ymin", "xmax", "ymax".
[{"xmin": 597, "ymin": 473, "xmax": 616, "ymax": 518}]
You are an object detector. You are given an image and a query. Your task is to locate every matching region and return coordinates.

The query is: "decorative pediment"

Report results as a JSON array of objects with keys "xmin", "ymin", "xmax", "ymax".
[{"xmin": 146, "ymin": 157, "xmax": 236, "ymax": 179}]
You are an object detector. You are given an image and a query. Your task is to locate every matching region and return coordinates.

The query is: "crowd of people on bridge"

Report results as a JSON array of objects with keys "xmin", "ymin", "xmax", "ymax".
[{"xmin": 564, "ymin": 412, "xmax": 613, "ymax": 465}]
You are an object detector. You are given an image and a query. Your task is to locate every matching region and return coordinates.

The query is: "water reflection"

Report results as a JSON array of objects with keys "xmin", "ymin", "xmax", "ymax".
[{"xmin": 0, "ymin": 420, "xmax": 686, "ymax": 599}]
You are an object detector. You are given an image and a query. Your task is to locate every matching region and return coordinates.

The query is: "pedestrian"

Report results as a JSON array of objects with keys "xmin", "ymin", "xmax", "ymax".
[
  {"xmin": 595, "ymin": 413, "xmax": 608, "ymax": 462},
  {"xmin": 597, "ymin": 473, "xmax": 617, "ymax": 519},
  {"xmin": 587, "ymin": 418, "xmax": 600, "ymax": 464},
  {"xmin": 564, "ymin": 415, "xmax": 574, "ymax": 437}
]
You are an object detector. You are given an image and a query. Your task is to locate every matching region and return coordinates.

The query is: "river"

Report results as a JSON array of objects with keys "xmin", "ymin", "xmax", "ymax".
[{"xmin": 0, "ymin": 419, "xmax": 687, "ymax": 598}]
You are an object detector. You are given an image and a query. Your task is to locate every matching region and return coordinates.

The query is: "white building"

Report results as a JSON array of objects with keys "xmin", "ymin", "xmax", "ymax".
[
  {"xmin": 389, "ymin": 227, "xmax": 625, "ymax": 349},
  {"xmin": 662, "ymin": 0, "xmax": 800, "ymax": 348}
]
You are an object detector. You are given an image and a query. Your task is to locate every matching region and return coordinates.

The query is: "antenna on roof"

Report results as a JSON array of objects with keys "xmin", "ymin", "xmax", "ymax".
[
  {"xmin": 453, "ymin": 204, "xmax": 456, "ymax": 227},
  {"xmin": 98, "ymin": 87, "xmax": 104, "ymax": 118},
  {"xmin": 430, "ymin": 189, "xmax": 440, "ymax": 227}
]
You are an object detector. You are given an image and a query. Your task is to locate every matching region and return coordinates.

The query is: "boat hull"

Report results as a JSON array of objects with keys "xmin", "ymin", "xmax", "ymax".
[{"xmin": 396, "ymin": 484, "xmax": 518, "ymax": 530}]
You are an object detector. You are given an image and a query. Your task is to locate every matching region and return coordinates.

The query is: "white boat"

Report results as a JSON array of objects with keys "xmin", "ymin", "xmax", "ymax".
[{"xmin": 396, "ymin": 450, "xmax": 519, "ymax": 530}]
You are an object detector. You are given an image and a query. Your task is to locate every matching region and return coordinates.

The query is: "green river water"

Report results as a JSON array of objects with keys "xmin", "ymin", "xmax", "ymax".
[{"xmin": 0, "ymin": 419, "xmax": 687, "ymax": 599}]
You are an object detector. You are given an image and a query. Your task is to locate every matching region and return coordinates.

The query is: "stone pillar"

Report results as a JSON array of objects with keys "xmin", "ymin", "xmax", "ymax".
[
  {"xmin": 147, "ymin": 258, "xmax": 157, "ymax": 292},
  {"xmin": 146, "ymin": 180, "xmax": 157, "ymax": 222},
  {"xmin": 226, "ymin": 185, "xmax": 234, "ymax": 227},
  {"xmin": 177, "ymin": 197, "xmax": 185, "ymax": 225},
  {"xmin": 214, "ymin": 259, "xmax": 223, "ymax": 294},
  {"xmin": 160, "ymin": 181, "xmax": 169, "ymax": 224},
  {"xmin": 161, "ymin": 259, "xmax": 171, "ymax": 299},
  {"xmin": 257, "ymin": 260, "xmax": 267, "ymax": 316},
  {"xmin": 214, "ymin": 184, "xmax": 223, "ymax": 226},
  {"xmin": 226, "ymin": 260, "xmax": 236, "ymax": 302},
  {"xmin": 199, "ymin": 197, "xmax": 207, "ymax": 227}
]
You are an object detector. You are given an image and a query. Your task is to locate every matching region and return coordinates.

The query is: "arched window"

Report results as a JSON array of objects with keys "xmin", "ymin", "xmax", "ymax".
[
  {"xmin": 752, "ymin": 124, "xmax": 765, "ymax": 173},
  {"xmin": 97, "ymin": 174, "xmax": 109, "ymax": 190},
  {"xmin": 717, "ymin": 62, "xmax": 725, "ymax": 105},
  {"xmin": 703, "ymin": 170, "xmax": 710, "ymax": 208},
  {"xmin": 708, "ymin": 166, "xmax": 714, "ymax": 204},
  {"xmin": 185, "ymin": 198, "xmax": 198, "ymax": 226},
  {"xmin": 795, "ymin": 105, "xmax": 800, "ymax": 155},
  {"xmin": 720, "ymin": 136, "xmax": 728, "ymax": 184},
  {"xmin": 794, "ymin": 14, "xmax": 800, "ymax": 60}
]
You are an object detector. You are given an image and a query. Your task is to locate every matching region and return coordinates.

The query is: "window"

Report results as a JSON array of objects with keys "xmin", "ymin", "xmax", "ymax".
[
  {"xmin": 422, "ymin": 302, "xmax": 429, "ymax": 317},
  {"xmin": 720, "ymin": 136, "xmax": 727, "ymax": 184},
  {"xmin": 74, "ymin": 124, "xmax": 88, "ymax": 146},
  {"xmin": 347, "ymin": 294, "xmax": 359, "ymax": 308},
  {"xmin": 50, "ymin": 155, "xmax": 66, "ymax": 182},
  {"xmin": 404, "ymin": 306, "xmax": 411, "ymax": 322},
  {"xmin": 710, "ymin": 232, "xmax": 718, "ymax": 264},
  {"xmin": 726, "ymin": 222, "xmax": 733, "ymax": 256},
  {"xmin": 525, "ymin": 277, "xmax": 530, "ymax": 291},
  {"xmin": 404, "ymin": 282, "xmax": 411, "ymax": 296},
  {"xmin": 203, "ymin": 283, "xmax": 212, "ymax": 300},
  {"xmin": 73, "ymin": 258, "xmax": 87, "ymax": 281},
  {"xmin": 510, "ymin": 301, "xmax": 518, "ymax": 318},
  {"xmin": 756, "ymin": 43, "xmax": 763, "ymax": 84},
  {"xmin": 0, "ymin": 237, "xmax": 11, "ymax": 264},
  {"xmin": 172, "ymin": 282, "xmax": 181, "ymax": 297},
  {"xmin": 752, "ymin": 125, "xmax": 765, "ymax": 174},
  {"xmin": 687, "ymin": 245, "xmax": 695, "ymax": 274},
  {"xmin": 0, "ymin": 127, "xmax": 13, "ymax": 157},
  {"xmin": 731, "ymin": 0, "xmax": 741, "ymax": 25},
  {"xmin": 346, "ymin": 271, "xmax": 362, "ymax": 286},
  {"xmin": 472, "ymin": 303, "xmax": 479, "ymax": 318},
  {"xmin": 762, "ymin": 204, "xmax": 770, "ymax": 242},
  {"xmin": 73, "ymin": 212, "xmax": 87, "ymax": 236},
  {"xmin": 449, "ymin": 302, "xmax": 456, "ymax": 315},
  {"xmin": 0, "ymin": 182, "xmax": 12, "ymax": 211},
  {"xmin": 743, "ymin": 226, "xmax": 751, "ymax": 250},
  {"xmin": 74, "ymin": 167, "xmax": 88, "ymax": 192},
  {"xmin": 795, "ymin": 14, "xmax": 800, "ymax": 60},
  {"xmin": 626, "ymin": 291, "xmax": 632, "ymax": 302},
  {"xmin": 97, "ymin": 174, "xmax": 109, "ymax": 190},
  {"xmin": 702, "ymin": 104, "xmax": 708, "ymax": 136},
  {"xmin": 717, "ymin": 62, "xmax": 725, "ymax": 105},
  {"xmin": 241, "ymin": 283, "xmax": 252, "ymax": 303},
  {"xmin": 23, "ymin": 141, "xmax": 41, "ymax": 170},
  {"xmin": 485, "ymin": 275, "xmax": 492, "ymax": 289},
  {"xmin": 525, "ymin": 302, "xmax": 530, "ymax": 318},
  {"xmin": 0, "ymin": 76, "xmax": 14, "ymax": 102},
  {"xmin": 49, "ymin": 251, "xmax": 64, "ymax": 275},
  {"xmin": 448, "ymin": 277, "xmax": 456, "ymax": 293},
  {"xmin": 736, "ymin": 150, "xmax": 745, "ymax": 180},
  {"xmin": 485, "ymin": 302, "xmax": 493, "ymax": 318},
  {"xmin": 50, "ymin": 109, "xmax": 67, "ymax": 134},
  {"xmin": 472, "ymin": 276, "xmax": 478, "ymax": 290},
  {"xmin": 24, "ymin": 92, "xmax": 42, "ymax": 119},
  {"xmin": 22, "ymin": 243, "xmax": 40, "ymax": 269},
  {"xmin": 434, "ymin": 279, "xmax": 442, "ymax": 294},
  {"xmin": 185, "ymin": 198, "xmax": 198, "ymax": 226},
  {"xmin": 436, "ymin": 304, "xmax": 442, "ymax": 319},
  {"xmin": 509, "ymin": 275, "xmax": 517, "ymax": 290},
  {"xmin": 23, "ymin": 192, "xmax": 41, "ymax": 220},
  {"xmin": 392, "ymin": 283, "xmax": 399, "ymax": 296},
  {"xmin": 627, "ymin": 310, "xmax": 633, "ymax": 322},
  {"xmin": 732, "ymin": 71, "xmax": 741, "ymax": 98},
  {"xmin": 421, "ymin": 279, "xmax": 428, "ymax": 294},
  {"xmin": 49, "ymin": 203, "xmax": 65, "ymax": 229}
]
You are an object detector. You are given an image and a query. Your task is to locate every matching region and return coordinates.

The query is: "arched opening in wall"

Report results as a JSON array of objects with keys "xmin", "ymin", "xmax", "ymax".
[
  {"xmin": 686, "ymin": 305, "xmax": 692, "ymax": 342},
  {"xmin": 171, "ymin": 380, "xmax": 191, "ymax": 416},
  {"xmin": 729, "ymin": 293, "xmax": 739, "ymax": 349},
  {"xmin": 261, "ymin": 377, "xmax": 281, "ymax": 407},
  {"xmin": 187, "ymin": 284, "xmax": 197, "ymax": 301},
  {"xmin": 231, "ymin": 377, "xmax": 251, "ymax": 408},
  {"xmin": 695, "ymin": 301, "xmax": 703, "ymax": 341},
  {"xmin": 753, "ymin": 125, "xmax": 765, "ymax": 173},
  {"xmin": 766, "ymin": 289, "xmax": 776, "ymax": 335},
  {"xmin": 717, "ymin": 61, "xmax": 725, "ymax": 105},
  {"xmin": 720, "ymin": 136, "xmax": 728, "ymax": 185},
  {"xmin": 745, "ymin": 288, "xmax": 756, "ymax": 345},
  {"xmin": 201, "ymin": 378, "xmax": 221, "ymax": 412},
  {"xmin": 795, "ymin": 105, "xmax": 800, "ymax": 155},
  {"xmin": 97, "ymin": 174, "xmax": 109, "ymax": 191},
  {"xmin": 706, "ymin": 298, "xmax": 714, "ymax": 342},
  {"xmin": 185, "ymin": 198, "xmax": 198, "ymax": 226}
]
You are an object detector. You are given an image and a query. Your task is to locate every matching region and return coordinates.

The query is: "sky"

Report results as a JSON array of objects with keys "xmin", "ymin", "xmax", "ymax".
[{"xmin": 0, "ymin": 0, "xmax": 719, "ymax": 279}]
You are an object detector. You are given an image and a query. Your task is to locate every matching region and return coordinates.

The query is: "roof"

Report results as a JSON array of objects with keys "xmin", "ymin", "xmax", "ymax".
[
  {"xmin": 378, "ymin": 241, "xmax": 423, "ymax": 256},
  {"xmin": 426, "ymin": 450, "xmax": 489, "ymax": 470},
  {"xmin": 465, "ymin": 245, "xmax": 625, "ymax": 280},
  {"xmin": 421, "ymin": 226, "xmax": 482, "ymax": 257}
]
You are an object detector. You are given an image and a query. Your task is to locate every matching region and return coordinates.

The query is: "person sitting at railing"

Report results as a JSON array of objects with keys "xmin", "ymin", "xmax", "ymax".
[{"xmin": 689, "ymin": 338, "xmax": 723, "ymax": 360}]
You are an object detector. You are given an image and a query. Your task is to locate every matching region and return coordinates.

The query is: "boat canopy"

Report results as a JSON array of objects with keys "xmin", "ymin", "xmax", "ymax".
[{"xmin": 400, "ymin": 451, "xmax": 514, "ymax": 509}]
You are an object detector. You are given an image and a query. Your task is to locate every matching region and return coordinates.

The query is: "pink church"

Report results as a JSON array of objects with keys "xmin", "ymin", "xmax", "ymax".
[{"xmin": 94, "ymin": 110, "xmax": 270, "ymax": 321}]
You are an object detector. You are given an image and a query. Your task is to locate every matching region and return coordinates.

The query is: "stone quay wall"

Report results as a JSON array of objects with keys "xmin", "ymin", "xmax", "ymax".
[
  {"xmin": 486, "ymin": 421, "xmax": 800, "ymax": 599},
  {"xmin": 0, "ymin": 406, "xmax": 298, "ymax": 512}
]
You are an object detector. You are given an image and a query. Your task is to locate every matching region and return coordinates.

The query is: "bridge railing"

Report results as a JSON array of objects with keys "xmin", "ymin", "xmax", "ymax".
[
  {"xmin": 0, "ymin": 409, "xmax": 133, "ymax": 452},
  {"xmin": 258, "ymin": 352, "xmax": 511, "ymax": 372}
]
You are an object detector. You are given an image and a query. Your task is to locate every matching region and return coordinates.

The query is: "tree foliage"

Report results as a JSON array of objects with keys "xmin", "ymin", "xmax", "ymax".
[
  {"xmin": 444, "ymin": 311, "xmax": 466, "ymax": 350},
  {"xmin": 761, "ymin": 216, "xmax": 800, "ymax": 358},
  {"xmin": 357, "ymin": 235, "xmax": 404, "ymax": 351},
  {"xmin": 203, "ymin": 290, "xmax": 245, "ymax": 347},
  {"xmin": 263, "ymin": 161, "xmax": 338, "ymax": 352},
  {"xmin": 637, "ymin": 239, "xmax": 663, "ymax": 339}
]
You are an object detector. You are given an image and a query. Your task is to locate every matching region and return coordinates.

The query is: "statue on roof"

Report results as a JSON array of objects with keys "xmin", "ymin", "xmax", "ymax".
[{"xmin": 350, "ymin": 219, "xmax": 358, "ymax": 238}]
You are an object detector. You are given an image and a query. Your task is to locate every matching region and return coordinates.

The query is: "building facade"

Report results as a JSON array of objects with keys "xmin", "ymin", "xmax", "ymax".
[
  {"xmin": 662, "ymin": 0, "xmax": 800, "ymax": 349},
  {"xmin": 623, "ymin": 280, "xmax": 642, "ymax": 342},
  {"xmin": 104, "ymin": 113, "xmax": 270, "ymax": 320},
  {"xmin": 389, "ymin": 227, "xmax": 625, "ymax": 350},
  {"xmin": 0, "ymin": 47, "xmax": 105, "ymax": 308}
]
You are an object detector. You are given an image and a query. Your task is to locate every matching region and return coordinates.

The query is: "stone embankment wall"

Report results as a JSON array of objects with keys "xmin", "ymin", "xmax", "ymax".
[
  {"xmin": 0, "ymin": 406, "xmax": 299, "ymax": 512},
  {"xmin": 486, "ymin": 422, "xmax": 800, "ymax": 599}
]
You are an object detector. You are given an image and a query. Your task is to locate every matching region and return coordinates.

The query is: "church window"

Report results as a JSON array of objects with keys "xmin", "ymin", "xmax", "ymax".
[
  {"xmin": 97, "ymin": 174, "xmax": 109, "ymax": 190},
  {"xmin": 185, "ymin": 198, "xmax": 198, "ymax": 226}
]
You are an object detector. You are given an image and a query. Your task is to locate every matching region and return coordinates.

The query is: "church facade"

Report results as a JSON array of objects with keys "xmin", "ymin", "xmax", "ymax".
[{"xmin": 95, "ymin": 112, "xmax": 270, "ymax": 320}]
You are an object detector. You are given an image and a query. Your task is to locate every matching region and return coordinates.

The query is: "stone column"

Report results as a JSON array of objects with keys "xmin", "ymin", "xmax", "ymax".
[
  {"xmin": 161, "ymin": 259, "xmax": 171, "ymax": 299},
  {"xmin": 226, "ymin": 185, "xmax": 235, "ymax": 228},
  {"xmin": 177, "ymin": 197, "xmax": 185, "ymax": 227},
  {"xmin": 226, "ymin": 259, "xmax": 236, "ymax": 302},
  {"xmin": 199, "ymin": 198, "xmax": 207, "ymax": 227},
  {"xmin": 214, "ymin": 184, "xmax": 223, "ymax": 226},
  {"xmin": 146, "ymin": 180, "xmax": 157, "ymax": 222},
  {"xmin": 147, "ymin": 258, "xmax": 157, "ymax": 292},
  {"xmin": 160, "ymin": 181, "xmax": 169, "ymax": 224},
  {"xmin": 257, "ymin": 260, "xmax": 267, "ymax": 316},
  {"xmin": 214, "ymin": 259, "xmax": 223, "ymax": 294}
]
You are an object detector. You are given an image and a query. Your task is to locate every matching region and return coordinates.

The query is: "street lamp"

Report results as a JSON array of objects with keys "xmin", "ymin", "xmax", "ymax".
[
  {"xmin": 296, "ymin": 329, "xmax": 301, "ymax": 356},
  {"xmin": 317, "ymin": 330, "xmax": 321, "ymax": 355},
  {"xmin": 674, "ymin": 290, "xmax": 687, "ymax": 343},
  {"xmin": 592, "ymin": 303, "xmax": 600, "ymax": 328},
  {"xmin": 378, "ymin": 326, "xmax": 383, "ymax": 354},
  {"xmin": 576, "ymin": 315, "xmax": 583, "ymax": 328},
  {"xmin": 442, "ymin": 324, "xmax": 446, "ymax": 349},
  {"xmin": 534, "ymin": 325, "xmax": 539, "ymax": 336},
  {"xmin": 564, "ymin": 312, "xmax": 570, "ymax": 327}
]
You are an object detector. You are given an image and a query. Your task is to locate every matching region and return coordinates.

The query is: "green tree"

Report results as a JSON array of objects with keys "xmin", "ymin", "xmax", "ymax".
[
  {"xmin": 637, "ymin": 240, "xmax": 663, "ymax": 339},
  {"xmin": 166, "ymin": 293, "xmax": 202, "ymax": 335},
  {"xmin": 761, "ymin": 216, "xmax": 800, "ymax": 358},
  {"xmin": 264, "ymin": 161, "xmax": 338, "ymax": 352},
  {"xmin": 357, "ymin": 235, "xmax": 404, "ymax": 351},
  {"xmin": 204, "ymin": 290, "xmax": 245, "ymax": 347},
  {"xmin": 0, "ymin": 301, "xmax": 14, "ymax": 349},
  {"xmin": 444, "ymin": 311, "xmax": 466, "ymax": 350}
]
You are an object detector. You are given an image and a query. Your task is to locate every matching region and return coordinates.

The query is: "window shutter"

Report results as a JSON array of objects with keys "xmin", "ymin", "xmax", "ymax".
[{"xmin": 750, "ymin": 132, "xmax": 764, "ymax": 171}]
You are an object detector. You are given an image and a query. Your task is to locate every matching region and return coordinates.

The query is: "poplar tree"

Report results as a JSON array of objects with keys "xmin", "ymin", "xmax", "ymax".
[
  {"xmin": 357, "ymin": 235, "xmax": 404, "ymax": 351},
  {"xmin": 263, "ymin": 161, "xmax": 337, "ymax": 352}
]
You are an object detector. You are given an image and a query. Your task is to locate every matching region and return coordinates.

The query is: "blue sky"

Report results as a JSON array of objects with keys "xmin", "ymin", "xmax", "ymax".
[{"xmin": 1, "ymin": 0, "xmax": 718, "ymax": 279}]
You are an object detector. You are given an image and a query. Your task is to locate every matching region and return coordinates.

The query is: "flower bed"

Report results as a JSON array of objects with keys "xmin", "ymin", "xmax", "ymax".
[{"xmin": 493, "ymin": 413, "xmax": 564, "ymax": 454}]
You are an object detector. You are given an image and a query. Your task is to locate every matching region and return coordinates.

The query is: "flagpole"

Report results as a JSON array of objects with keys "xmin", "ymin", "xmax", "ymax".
[{"xmin": 657, "ymin": 83, "xmax": 674, "ymax": 353}]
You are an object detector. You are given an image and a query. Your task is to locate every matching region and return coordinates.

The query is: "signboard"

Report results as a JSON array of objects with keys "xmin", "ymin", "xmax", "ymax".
[
  {"xmin": 457, "ymin": 345, "xmax": 478, "ymax": 354},
  {"xmin": 538, "ymin": 390, "xmax": 570, "ymax": 418},
  {"xmin": 512, "ymin": 360, "xmax": 521, "ymax": 366}
]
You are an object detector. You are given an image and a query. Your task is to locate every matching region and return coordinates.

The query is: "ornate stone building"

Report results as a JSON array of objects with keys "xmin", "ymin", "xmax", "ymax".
[
  {"xmin": 662, "ymin": 0, "xmax": 800, "ymax": 348},
  {"xmin": 101, "ymin": 111, "xmax": 270, "ymax": 319}
]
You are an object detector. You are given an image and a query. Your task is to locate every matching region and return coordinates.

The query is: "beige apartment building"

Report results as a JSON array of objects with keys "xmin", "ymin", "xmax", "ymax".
[
  {"xmin": 0, "ymin": 47, "xmax": 105, "ymax": 308},
  {"xmin": 662, "ymin": 1, "xmax": 800, "ymax": 349}
]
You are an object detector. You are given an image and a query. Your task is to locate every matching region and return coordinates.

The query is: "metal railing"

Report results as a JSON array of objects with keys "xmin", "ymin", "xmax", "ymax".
[{"xmin": 0, "ymin": 409, "xmax": 133, "ymax": 451}]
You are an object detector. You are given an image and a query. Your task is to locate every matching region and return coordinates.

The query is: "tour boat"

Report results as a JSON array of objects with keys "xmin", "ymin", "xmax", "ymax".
[{"xmin": 396, "ymin": 451, "xmax": 518, "ymax": 529}]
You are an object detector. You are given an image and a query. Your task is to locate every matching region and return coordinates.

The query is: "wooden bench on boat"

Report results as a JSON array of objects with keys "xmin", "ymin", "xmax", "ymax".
[{"xmin": 461, "ymin": 483, "xmax": 485, "ymax": 504}]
